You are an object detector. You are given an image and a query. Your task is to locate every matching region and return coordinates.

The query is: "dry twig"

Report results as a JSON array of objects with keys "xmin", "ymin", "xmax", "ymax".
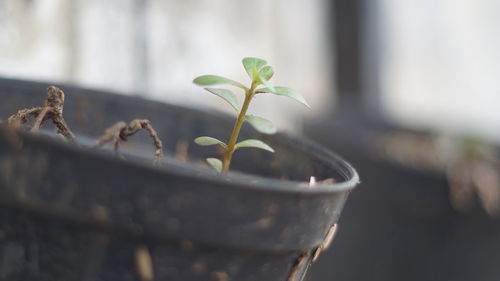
[
  {"xmin": 7, "ymin": 86, "xmax": 75, "ymax": 142},
  {"xmin": 93, "ymin": 119, "xmax": 163, "ymax": 165}
]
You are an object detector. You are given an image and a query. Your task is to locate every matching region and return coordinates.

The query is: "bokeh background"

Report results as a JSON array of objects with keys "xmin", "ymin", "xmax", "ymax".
[
  {"xmin": 0, "ymin": 0, "xmax": 332, "ymax": 132},
  {"xmin": 1, "ymin": 0, "xmax": 500, "ymax": 280}
]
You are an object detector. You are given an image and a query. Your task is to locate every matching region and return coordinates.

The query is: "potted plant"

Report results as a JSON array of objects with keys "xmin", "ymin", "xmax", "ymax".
[{"xmin": 0, "ymin": 58, "xmax": 359, "ymax": 281}]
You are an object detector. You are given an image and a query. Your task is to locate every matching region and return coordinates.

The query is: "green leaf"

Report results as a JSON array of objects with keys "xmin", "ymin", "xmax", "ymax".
[
  {"xmin": 235, "ymin": 139, "xmax": 274, "ymax": 153},
  {"xmin": 193, "ymin": 75, "xmax": 247, "ymax": 90},
  {"xmin": 245, "ymin": 115, "xmax": 277, "ymax": 134},
  {"xmin": 242, "ymin": 57, "xmax": 267, "ymax": 80},
  {"xmin": 194, "ymin": 136, "xmax": 227, "ymax": 148},
  {"xmin": 259, "ymin": 66, "xmax": 274, "ymax": 81},
  {"xmin": 204, "ymin": 88, "xmax": 240, "ymax": 112},
  {"xmin": 257, "ymin": 73, "xmax": 276, "ymax": 92},
  {"xmin": 206, "ymin": 158, "xmax": 222, "ymax": 173},
  {"xmin": 255, "ymin": 86, "xmax": 310, "ymax": 108}
]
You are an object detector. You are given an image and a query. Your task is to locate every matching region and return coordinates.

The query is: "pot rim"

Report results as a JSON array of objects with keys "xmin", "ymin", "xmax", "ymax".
[
  {"xmin": 0, "ymin": 77, "xmax": 359, "ymax": 195},
  {"xmin": 1, "ymin": 124, "xmax": 359, "ymax": 196}
]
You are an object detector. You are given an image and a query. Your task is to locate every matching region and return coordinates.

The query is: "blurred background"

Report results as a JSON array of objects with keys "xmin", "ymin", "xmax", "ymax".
[
  {"xmin": 0, "ymin": 0, "xmax": 332, "ymax": 132},
  {"xmin": 1, "ymin": 0, "xmax": 500, "ymax": 280}
]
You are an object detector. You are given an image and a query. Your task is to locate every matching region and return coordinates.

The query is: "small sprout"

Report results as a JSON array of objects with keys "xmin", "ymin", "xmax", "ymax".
[
  {"xmin": 93, "ymin": 119, "xmax": 163, "ymax": 165},
  {"xmin": 242, "ymin": 57, "xmax": 267, "ymax": 80},
  {"xmin": 7, "ymin": 86, "xmax": 76, "ymax": 142},
  {"xmin": 193, "ymin": 57, "xmax": 309, "ymax": 174}
]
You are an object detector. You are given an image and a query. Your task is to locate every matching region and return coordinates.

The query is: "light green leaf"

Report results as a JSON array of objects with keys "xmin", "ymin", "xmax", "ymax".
[
  {"xmin": 193, "ymin": 75, "xmax": 247, "ymax": 90},
  {"xmin": 255, "ymin": 86, "xmax": 310, "ymax": 108},
  {"xmin": 245, "ymin": 115, "xmax": 277, "ymax": 134},
  {"xmin": 257, "ymin": 73, "xmax": 276, "ymax": 92},
  {"xmin": 194, "ymin": 136, "xmax": 227, "ymax": 148},
  {"xmin": 235, "ymin": 139, "xmax": 274, "ymax": 153},
  {"xmin": 242, "ymin": 57, "xmax": 267, "ymax": 80},
  {"xmin": 259, "ymin": 66, "xmax": 274, "ymax": 81},
  {"xmin": 204, "ymin": 88, "xmax": 240, "ymax": 112},
  {"xmin": 206, "ymin": 158, "xmax": 222, "ymax": 173}
]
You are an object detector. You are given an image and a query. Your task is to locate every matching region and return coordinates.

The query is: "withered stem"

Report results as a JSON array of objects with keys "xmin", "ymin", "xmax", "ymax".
[
  {"xmin": 94, "ymin": 119, "xmax": 163, "ymax": 165},
  {"xmin": 7, "ymin": 86, "xmax": 75, "ymax": 142}
]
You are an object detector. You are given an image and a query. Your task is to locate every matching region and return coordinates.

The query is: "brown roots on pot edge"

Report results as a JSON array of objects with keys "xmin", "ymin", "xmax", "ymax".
[
  {"xmin": 93, "ymin": 119, "xmax": 163, "ymax": 165},
  {"xmin": 7, "ymin": 86, "xmax": 75, "ymax": 142},
  {"xmin": 6, "ymin": 85, "xmax": 163, "ymax": 165}
]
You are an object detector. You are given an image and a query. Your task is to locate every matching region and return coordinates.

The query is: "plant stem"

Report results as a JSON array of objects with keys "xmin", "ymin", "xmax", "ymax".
[{"xmin": 222, "ymin": 82, "xmax": 256, "ymax": 173}]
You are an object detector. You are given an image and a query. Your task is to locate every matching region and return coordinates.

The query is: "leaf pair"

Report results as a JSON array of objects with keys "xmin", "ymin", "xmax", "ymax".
[
  {"xmin": 195, "ymin": 136, "xmax": 274, "ymax": 173},
  {"xmin": 242, "ymin": 57, "xmax": 275, "ymax": 92},
  {"xmin": 193, "ymin": 58, "xmax": 310, "ymax": 110},
  {"xmin": 193, "ymin": 58, "xmax": 273, "ymax": 90},
  {"xmin": 192, "ymin": 138, "xmax": 227, "ymax": 173},
  {"xmin": 242, "ymin": 58, "xmax": 310, "ymax": 108},
  {"xmin": 198, "ymin": 84, "xmax": 310, "ymax": 113}
]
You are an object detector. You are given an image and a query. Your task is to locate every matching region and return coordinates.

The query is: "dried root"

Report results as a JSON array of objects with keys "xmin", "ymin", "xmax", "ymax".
[
  {"xmin": 6, "ymin": 86, "xmax": 164, "ymax": 166},
  {"xmin": 94, "ymin": 119, "xmax": 163, "ymax": 165},
  {"xmin": 7, "ymin": 86, "xmax": 75, "ymax": 142}
]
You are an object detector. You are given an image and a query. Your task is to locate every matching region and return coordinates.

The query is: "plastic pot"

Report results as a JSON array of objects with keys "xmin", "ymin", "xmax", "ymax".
[{"xmin": 0, "ymin": 78, "xmax": 359, "ymax": 281}]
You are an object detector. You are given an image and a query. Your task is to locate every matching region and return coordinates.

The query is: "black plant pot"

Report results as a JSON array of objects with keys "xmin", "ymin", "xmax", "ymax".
[{"xmin": 0, "ymin": 78, "xmax": 359, "ymax": 281}]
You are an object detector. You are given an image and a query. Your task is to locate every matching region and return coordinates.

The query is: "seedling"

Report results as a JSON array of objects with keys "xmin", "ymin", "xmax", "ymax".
[{"xmin": 193, "ymin": 57, "xmax": 310, "ymax": 174}]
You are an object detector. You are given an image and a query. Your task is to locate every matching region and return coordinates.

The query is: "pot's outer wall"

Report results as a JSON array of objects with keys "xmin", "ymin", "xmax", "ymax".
[
  {"xmin": 0, "ymin": 78, "xmax": 358, "ymax": 281},
  {"xmin": 1, "ymin": 205, "xmax": 301, "ymax": 281}
]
